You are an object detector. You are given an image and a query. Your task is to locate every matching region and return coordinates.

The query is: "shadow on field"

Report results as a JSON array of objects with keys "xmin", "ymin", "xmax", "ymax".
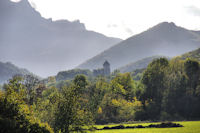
[{"xmin": 96, "ymin": 122, "xmax": 183, "ymax": 130}]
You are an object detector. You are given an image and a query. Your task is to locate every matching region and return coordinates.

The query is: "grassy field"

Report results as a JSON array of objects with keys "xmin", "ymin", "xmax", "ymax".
[{"xmin": 90, "ymin": 121, "xmax": 200, "ymax": 133}]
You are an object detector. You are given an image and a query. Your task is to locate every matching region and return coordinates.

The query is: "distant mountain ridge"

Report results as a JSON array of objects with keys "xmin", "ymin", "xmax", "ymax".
[
  {"xmin": 0, "ymin": 61, "xmax": 32, "ymax": 84},
  {"xmin": 0, "ymin": 0, "xmax": 122, "ymax": 77},
  {"xmin": 119, "ymin": 55, "xmax": 168, "ymax": 73},
  {"xmin": 78, "ymin": 22, "xmax": 200, "ymax": 71}
]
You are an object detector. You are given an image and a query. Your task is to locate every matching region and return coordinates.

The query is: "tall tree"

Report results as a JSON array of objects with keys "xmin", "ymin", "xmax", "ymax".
[
  {"xmin": 141, "ymin": 58, "xmax": 169, "ymax": 119},
  {"xmin": 54, "ymin": 86, "xmax": 93, "ymax": 133},
  {"xmin": 184, "ymin": 59, "xmax": 200, "ymax": 96}
]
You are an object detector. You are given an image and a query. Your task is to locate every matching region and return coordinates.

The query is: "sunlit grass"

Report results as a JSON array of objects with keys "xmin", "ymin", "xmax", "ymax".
[{"xmin": 89, "ymin": 121, "xmax": 200, "ymax": 133}]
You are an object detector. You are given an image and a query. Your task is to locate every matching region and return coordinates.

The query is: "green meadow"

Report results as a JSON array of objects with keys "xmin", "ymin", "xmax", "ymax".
[{"xmin": 90, "ymin": 121, "xmax": 200, "ymax": 133}]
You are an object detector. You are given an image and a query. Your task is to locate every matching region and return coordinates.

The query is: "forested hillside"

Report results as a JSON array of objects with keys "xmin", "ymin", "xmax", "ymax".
[
  {"xmin": 0, "ymin": 61, "xmax": 33, "ymax": 84},
  {"xmin": 56, "ymin": 69, "xmax": 92, "ymax": 81},
  {"xmin": 119, "ymin": 55, "xmax": 168, "ymax": 73},
  {"xmin": 178, "ymin": 48, "xmax": 200, "ymax": 61}
]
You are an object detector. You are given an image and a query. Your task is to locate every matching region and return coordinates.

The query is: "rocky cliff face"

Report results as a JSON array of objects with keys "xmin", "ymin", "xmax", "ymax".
[{"xmin": 0, "ymin": 0, "xmax": 122, "ymax": 77}]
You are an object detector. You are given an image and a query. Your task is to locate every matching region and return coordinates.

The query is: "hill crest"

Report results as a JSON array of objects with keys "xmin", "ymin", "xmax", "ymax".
[{"xmin": 77, "ymin": 22, "xmax": 200, "ymax": 71}]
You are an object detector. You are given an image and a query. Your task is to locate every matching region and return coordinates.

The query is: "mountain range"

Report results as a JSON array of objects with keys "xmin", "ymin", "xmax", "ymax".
[
  {"xmin": 1, "ymin": 47, "xmax": 200, "ymax": 84},
  {"xmin": 78, "ymin": 22, "xmax": 200, "ymax": 71},
  {"xmin": 0, "ymin": 0, "xmax": 122, "ymax": 77},
  {"xmin": 2, "ymin": 0, "xmax": 200, "ymax": 77}
]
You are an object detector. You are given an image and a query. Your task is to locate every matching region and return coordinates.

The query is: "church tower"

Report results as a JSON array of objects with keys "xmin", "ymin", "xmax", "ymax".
[{"xmin": 103, "ymin": 60, "xmax": 111, "ymax": 76}]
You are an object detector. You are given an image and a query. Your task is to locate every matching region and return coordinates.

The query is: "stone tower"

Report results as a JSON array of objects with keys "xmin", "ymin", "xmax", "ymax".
[{"xmin": 103, "ymin": 60, "xmax": 110, "ymax": 76}]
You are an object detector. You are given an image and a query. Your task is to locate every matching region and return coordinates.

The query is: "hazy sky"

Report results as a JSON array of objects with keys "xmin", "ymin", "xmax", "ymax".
[{"xmin": 13, "ymin": 0, "xmax": 200, "ymax": 39}]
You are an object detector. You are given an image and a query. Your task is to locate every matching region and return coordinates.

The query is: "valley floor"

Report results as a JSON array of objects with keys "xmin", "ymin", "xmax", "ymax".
[{"xmin": 90, "ymin": 121, "xmax": 200, "ymax": 133}]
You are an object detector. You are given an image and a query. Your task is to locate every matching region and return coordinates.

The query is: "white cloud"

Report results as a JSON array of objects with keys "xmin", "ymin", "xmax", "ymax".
[
  {"xmin": 187, "ymin": 6, "xmax": 200, "ymax": 17},
  {"xmin": 28, "ymin": 0, "xmax": 200, "ymax": 39},
  {"xmin": 10, "ymin": 0, "xmax": 21, "ymax": 2}
]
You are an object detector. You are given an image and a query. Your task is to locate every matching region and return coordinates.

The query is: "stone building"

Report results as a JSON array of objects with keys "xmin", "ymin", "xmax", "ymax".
[{"xmin": 93, "ymin": 60, "xmax": 111, "ymax": 76}]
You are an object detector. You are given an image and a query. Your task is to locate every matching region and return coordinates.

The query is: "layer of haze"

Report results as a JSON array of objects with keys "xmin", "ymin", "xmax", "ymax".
[
  {"xmin": 18, "ymin": 0, "xmax": 200, "ymax": 39},
  {"xmin": 3, "ymin": 0, "xmax": 200, "ymax": 78}
]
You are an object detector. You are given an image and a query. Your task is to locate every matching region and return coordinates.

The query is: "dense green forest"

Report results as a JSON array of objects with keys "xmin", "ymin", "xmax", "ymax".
[{"xmin": 1, "ymin": 56, "xmax": 200, "ymax": 132}]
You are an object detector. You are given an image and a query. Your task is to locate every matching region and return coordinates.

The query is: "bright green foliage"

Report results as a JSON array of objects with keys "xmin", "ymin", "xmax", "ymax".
[
  {"xmin": 33, "ymin": 87, "xmax": 59, "ymax": 127},
  {"xmin": 92, "ymin": 73, "xmax": 142, "ymax": 124},
  {"xmin": 3, "ymin": 76, "xmax": 27, "ymax": 104},
  {"xmin": 110, "ymin": 79, "xmax": 125, "ymax": 97},
  {"xmin": 0, "ymin": 76, "xmax": 53, "ymax": 133},
  {"xmin": 97, "ymin": 93, "xmax": 142, "ymax": 124},
  {"xmin": 87, "ymin": 77, "xmax": 108, "ymax": 116},
  {"xmin": 53, "ymin": 86, "xmax": 93, "ymax": 133},
  {"xmin": 110, "ymin": 73, "xmax": 136, "ymax": 101},
  {"xmin": 52, "ymin": 75, "xmax": 94, "ymax": 132}
]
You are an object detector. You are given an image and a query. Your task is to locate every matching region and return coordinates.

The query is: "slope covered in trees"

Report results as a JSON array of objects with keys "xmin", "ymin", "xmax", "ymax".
[
  {"xmin": 0, "ymin": 61, "xmax": 33, "ymax": 84},
  {"xmin": 56, "ymin": 69, "xmax": 92, "ymax": 81},
  {"xmin": 178, "ymin": 48, "xmax": 200, "ymax": 61},
  {"xmin": 119, "ymin": 55, "xmax": 168, "ymax": 73},
  {"xmin": 78, "ymin": 22, "xmax": 200, "ymax": 71}
]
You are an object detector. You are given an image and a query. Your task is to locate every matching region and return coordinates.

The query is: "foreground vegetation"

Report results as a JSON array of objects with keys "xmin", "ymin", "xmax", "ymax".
[{"xmin": 1, "ymin": 57, "xmax": 200, "ymax": 132}]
